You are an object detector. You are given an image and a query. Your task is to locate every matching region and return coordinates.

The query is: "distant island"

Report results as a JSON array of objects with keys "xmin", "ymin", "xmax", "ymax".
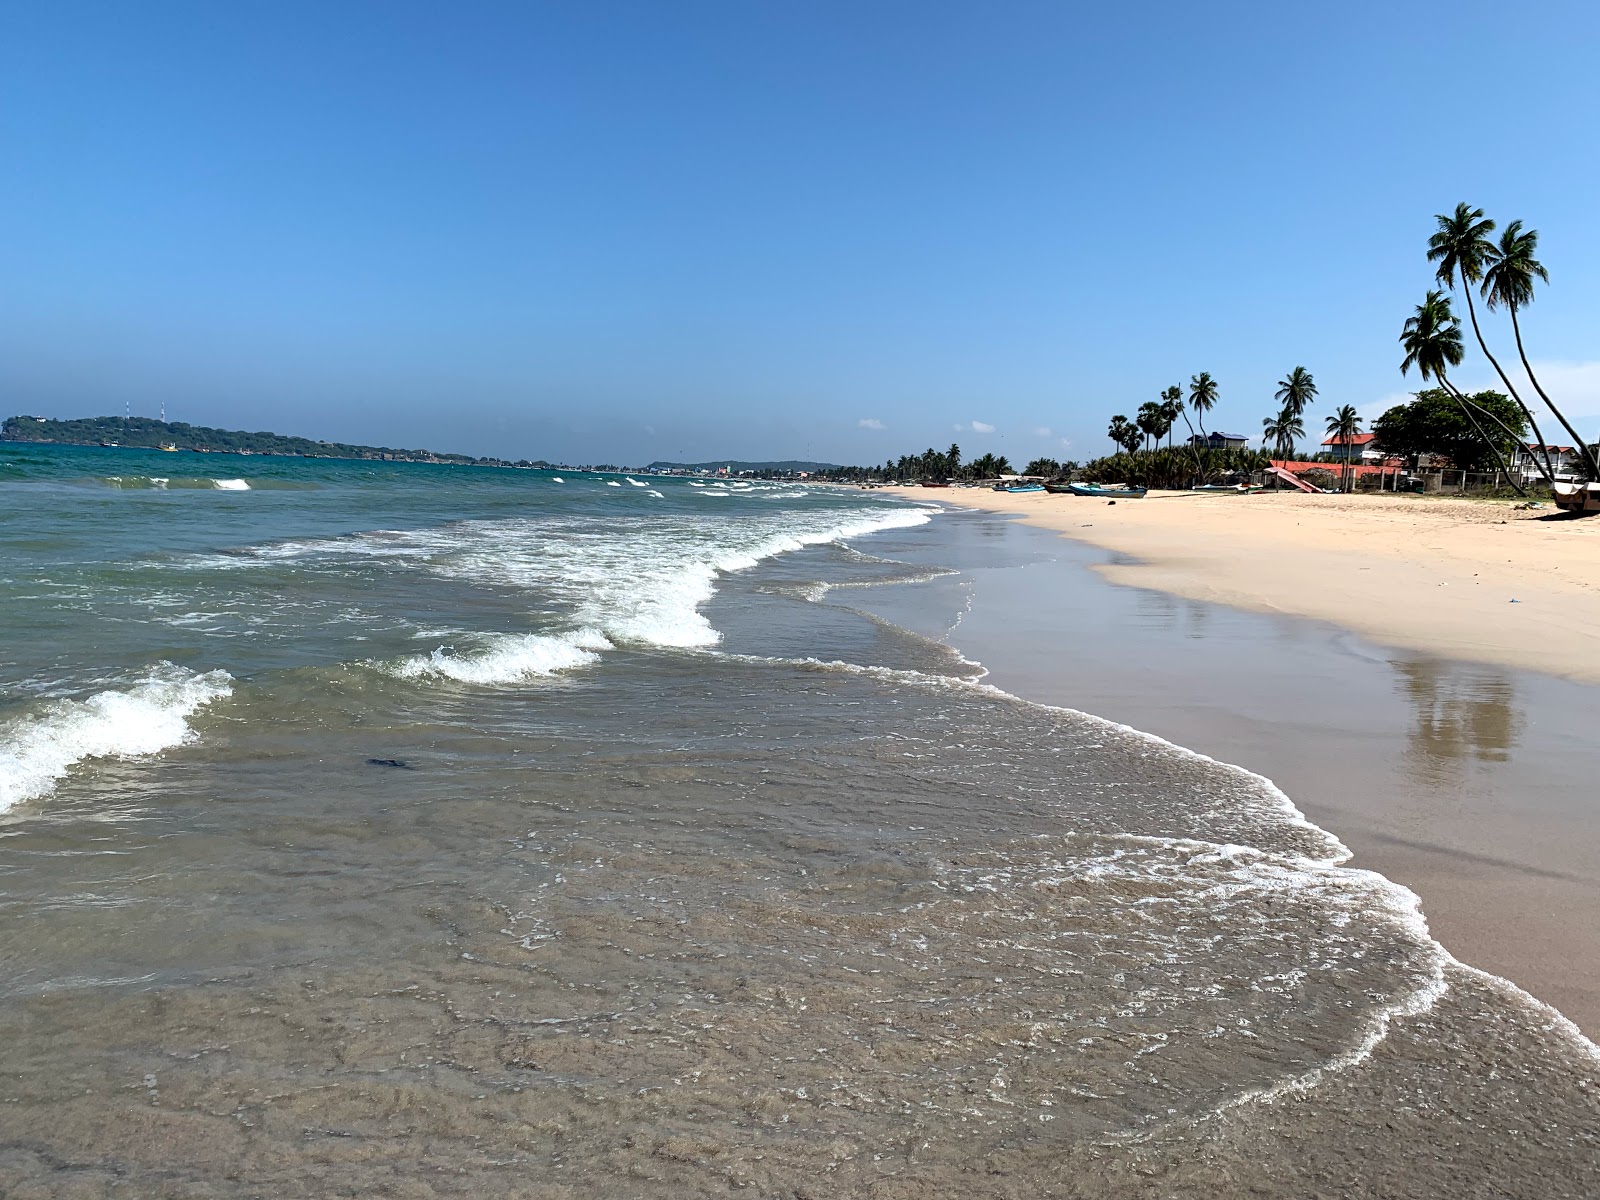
[{"xmin": 2, "ymin": 415, "xmax": 552, "ymax": 468}]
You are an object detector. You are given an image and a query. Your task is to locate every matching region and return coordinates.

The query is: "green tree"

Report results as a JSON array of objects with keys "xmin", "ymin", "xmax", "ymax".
[
  {"xmin": 1024, "ymin": 457, "xmax": 1062, "ymax": 477},
  {"xmin": 1372, "ymin": 389, "xmax": 1527, "ymax": 475},
  {"xmin": 1188, "ymin": 372, "xmax": 1218, "ymax": 436},
  {"xmin": 1275, "ymin": 367, "xmax": 1317, "ymax": 425},
  {"xmin": 1135, "ymin": 403, "xmax": 1160, "ymax": 451},
  {"xmin": 1399, "ymin": 291, "xmax": 1532, "ymax": 490},
  {"xmin": 1324, "ymin": 404, "xmax": 1363, "ymax": 492},
  {"xmin": 1481, "ymin": 220, "xmax": 1599, "ymax": 480},
  {"xmin": 1108, "ymin": 415, "xmax": 1136, "ymax": 455},
  {"xmin": 946, "ymin": 443, "xmax": 963, "ymax": 479},
  {"xmin": 1428, "ymin": 204, "xmax": 1553, "ymax": 479}
]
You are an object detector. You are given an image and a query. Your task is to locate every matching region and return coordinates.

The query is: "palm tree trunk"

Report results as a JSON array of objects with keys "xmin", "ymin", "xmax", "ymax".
[
  {"xmin": 1460, "ymin": 285, "xmax": 1555, "ymax": 482},
  {"xmin": 1440, "ymin": 376, "xmax": 1528, "ymax": 494},
  {"xmin": 1509, "ymin": 303, "xmax": 1600, "ymax": 481},
  {"xmin": 1175, "ymin": 407, "xmax": 1205, "ymax": 480}
]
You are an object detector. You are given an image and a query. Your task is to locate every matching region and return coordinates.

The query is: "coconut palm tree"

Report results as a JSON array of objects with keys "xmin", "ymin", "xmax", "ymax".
[
  {"xmin": 1261, "ymin": 412, "xmax": 1288, "ymax": 459},
  {"xmin": 1188, "ymin": 372, "xmax": 1218, "ymax": 436},
  {"xmin": 1267, "ymin": 406, "xmax": 1305, "ymax": 457},
  {"xmin": 1325, "ymin": 405, "xmax": 1363, "ymax": 492},
  {"xmin": 1481, "ymin": 221, "xmax": 1599, "ymax": 481},
  {"xmin": 1428, "ymin": 204, "xmax": 1549, "ymax": 474},
  {"xmin": 1163, "ymin": 383, "xmax": 1207, "ymax": 477},
  {"xmin": 1399, "ymin": 291, "xmax": 1530, "ymax": 492},
  {"xmin": 1275, "ymin": 367, "xmax": 1317, "ymax": 427}
]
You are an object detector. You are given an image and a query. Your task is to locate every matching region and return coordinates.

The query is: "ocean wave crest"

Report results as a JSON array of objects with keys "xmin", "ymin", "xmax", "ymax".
[
  {"xmin": 393, "ymin": 629, "xmax": 612, "ymax": 684},
  {"xmin": 0, "ymin": 665, "xmax": 234, "ymax": 812}
]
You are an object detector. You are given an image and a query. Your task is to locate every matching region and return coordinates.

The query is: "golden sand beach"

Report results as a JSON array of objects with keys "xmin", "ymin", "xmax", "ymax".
[
  {"xmin": 883, "ymin": 483, "xmax": 1600, "ymax": 1034},
  {"xmin": 884, "ymin": 486, "xmax": 1600, "ymax": 684}
]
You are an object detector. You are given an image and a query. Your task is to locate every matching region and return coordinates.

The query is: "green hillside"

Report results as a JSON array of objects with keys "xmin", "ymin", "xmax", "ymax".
[{"xmin": 3, "ymin": 415, "xmax": 545, "ymax": 467}]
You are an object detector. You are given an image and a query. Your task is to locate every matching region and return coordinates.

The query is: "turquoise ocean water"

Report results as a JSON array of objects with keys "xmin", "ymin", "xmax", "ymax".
[{"xmin": 0, "ymin": 442, "xmax": 1595, "ymax": 1196}]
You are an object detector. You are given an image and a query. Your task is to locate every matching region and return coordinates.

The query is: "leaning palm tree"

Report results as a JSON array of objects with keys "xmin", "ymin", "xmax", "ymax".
[
  {"xmin": 1275, "ymin": 367, "xmax": 1317, "ymax": 425},
  {"xmin": 1188, "ymin": 372, "xmax": 1218, "ymax": 436},
  {"xmin": 1325, "ymin": 405, "xmax": 1363, "ymax": 492},
  {"xmin": 1428, "ymin": 204, "xmax": 1549, "ymax": 473},
  {"xmin": 1481, "ymin": 221, "xmax": 1599, "ymax": 480},
  {"xmin": 1164, "ymin": 383, "xmax": 1206, "ymax": 477},
  {"xmin": 1399, "ymin": 291, "xmax": 1529, "ymax": 492}
]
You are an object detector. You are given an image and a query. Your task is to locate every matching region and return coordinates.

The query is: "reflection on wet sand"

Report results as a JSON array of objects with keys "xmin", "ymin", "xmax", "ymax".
[{"xmin": 1393, "ymin": 658, "xmax": 1523, "ymax": 784}]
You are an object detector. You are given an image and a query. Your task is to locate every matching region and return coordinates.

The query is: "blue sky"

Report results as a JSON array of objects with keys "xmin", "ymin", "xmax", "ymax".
[{"xmin": 3, "ymin": 0, "xmax": 1598, "ymax": 464}]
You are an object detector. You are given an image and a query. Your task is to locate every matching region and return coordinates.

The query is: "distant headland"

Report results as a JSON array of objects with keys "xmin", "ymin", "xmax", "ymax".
[{"xmin": 2, "ymin": 415, "xmax": 552, "ymax": 468}]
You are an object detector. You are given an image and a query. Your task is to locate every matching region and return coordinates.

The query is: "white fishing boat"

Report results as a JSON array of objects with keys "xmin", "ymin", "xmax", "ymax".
[{"xmin": 1552, "ymin": 480, "xmax": 1600, "ymax": 515}]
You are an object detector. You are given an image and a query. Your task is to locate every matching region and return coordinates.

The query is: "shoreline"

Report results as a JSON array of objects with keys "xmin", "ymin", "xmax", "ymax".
[
  {"xmin": 881, "ymin": 485, "xmax": 1600, "ymax": 684},
  {"xmin": 849, "ymin": 498, "xmax": 1600, "ymax": 1035}
]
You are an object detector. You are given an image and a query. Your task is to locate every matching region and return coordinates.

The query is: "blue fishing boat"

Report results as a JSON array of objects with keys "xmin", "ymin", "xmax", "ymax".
[{"xmin": 1065, "ymin": 482, "xmax": 1147, "ymax": 498}]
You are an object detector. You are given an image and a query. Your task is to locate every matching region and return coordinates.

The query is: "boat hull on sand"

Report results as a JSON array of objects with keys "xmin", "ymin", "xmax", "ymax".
[
  {"xmin": 1553, "ymin": 481, "xmax": 1600, "ymax": 514},
  {"xmin": 1066, "ymin": 483, "xmax": 1147, "ymax": 498}
]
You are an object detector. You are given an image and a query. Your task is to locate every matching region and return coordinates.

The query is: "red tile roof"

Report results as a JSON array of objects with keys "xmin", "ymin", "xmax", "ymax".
[{"xmin": 1321, "ymin": 432, "xmax": 1378, "ymax": 446}]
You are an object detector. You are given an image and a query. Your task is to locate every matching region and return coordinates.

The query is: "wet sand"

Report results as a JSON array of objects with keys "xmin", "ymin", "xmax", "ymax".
[
  {"xmin": 851, "ymin": 506, "xmax": 1600, "ymax": 1035},
  {"xmin": 881, "ymin": 486, "xmax": 1600, "ymax": 684}
]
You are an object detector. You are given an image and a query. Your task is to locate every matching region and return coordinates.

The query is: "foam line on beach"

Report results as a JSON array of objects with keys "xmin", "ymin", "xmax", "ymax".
[
  {"xmin": 0, "ymin": 665, "xmax": 234, "ymax": 812},
  {"xmin": 705, "ymin": 648, "xmax": 1600, "ymax": 1104}
]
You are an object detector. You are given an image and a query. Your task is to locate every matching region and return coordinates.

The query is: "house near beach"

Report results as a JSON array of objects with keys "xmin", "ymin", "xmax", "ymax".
[
  {"xmin": 1512, "ymin": 443, "xmax": 1586, "ymax": 482},
  {"xmin": 1187, "ymin": 431, "xmax": 1250, "ymax": 450},
  {"xmin": 1321, "ymin": 432, "xmax": 1384, "ymax": 463}
]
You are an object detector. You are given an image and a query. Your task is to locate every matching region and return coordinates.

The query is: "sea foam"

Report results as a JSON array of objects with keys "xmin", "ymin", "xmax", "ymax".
[
  {"xmin": 394, "ymin": 629, "xmax": 612, "ymax": 685},
  {"xmin": 0, "ymin": 665, "xmax": 234, "ymax": 812}
]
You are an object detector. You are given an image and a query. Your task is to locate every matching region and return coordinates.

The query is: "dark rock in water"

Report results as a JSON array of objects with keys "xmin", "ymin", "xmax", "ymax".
[{"xmin": 366, "ymin": 758, "xmax": 413, "ymax": 769}]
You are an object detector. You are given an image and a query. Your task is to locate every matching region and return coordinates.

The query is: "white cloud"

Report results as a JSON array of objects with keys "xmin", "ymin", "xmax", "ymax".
[
  {"xmin": 857, "ymin": 417, "xmax": 886, "ymax": 430},
  {"xmin": 1033, "ymin": 426, "xmax": 1053, "ymax": 438},
  {"xmin": 970, "ymin": 420, "xmax": 995, "ymax": 434},
  {"xmin": 1059, "ymin": 437, "xmax": 1074, "ymax": 450},
  {"xmin": 1475, "ymin": 360, "xmax": 1600, "ymax": 424},
  {"xmin": 1362, "ymin": 360, "xmax": 1600, "ymax": 437}
]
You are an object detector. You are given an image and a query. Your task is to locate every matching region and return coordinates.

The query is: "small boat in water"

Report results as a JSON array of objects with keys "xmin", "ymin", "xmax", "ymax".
[{"xmin": 1066, "ymin": 482, "xmax": 1147, "ymax": 498}]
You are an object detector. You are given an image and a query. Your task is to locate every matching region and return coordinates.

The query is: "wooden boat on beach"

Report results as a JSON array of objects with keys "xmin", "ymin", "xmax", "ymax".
[
  {"xmin": 1192, "ymin": 482, "xmax": 1267, "ymax": 494},
  {"xmin": 1553, "ymin": 480, "xmax": 1600, "ymax": 514},
  {"xmin": 918, "ymin": 480, "xmax": 950, "ymax": 488},
  {"xmin": 996, "ymin": 482, "xmax": 1044, "ymax": 493},
  {"xmin": 1065, "ymin": 482, "xmax": 1147, "ymax": 498}
]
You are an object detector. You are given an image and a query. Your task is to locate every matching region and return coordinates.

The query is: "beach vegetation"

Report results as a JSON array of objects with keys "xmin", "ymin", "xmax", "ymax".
[
  {"xmin": 1262, "ymin": 409, "xmax": 1305, "ymax": 459},
  {"xmin": 1079, "ymin": 445, "xmax": 1268, "ymax": 489},
  {"xmin": 1188, "ymin": 373, "xmax": 1218, "ymax": 437},
  {"xmin": 1479, "ymin": 219, "xmax": 1600, "ymax": 481},
  {"xmin": 1398, "ymin": 290, "xmax": 1529, "ymax": 492},
  {"xmin": 1324, "ymin": 405, "xmax": 1364, "ymax": 492},
  {"xmin": 1425, "ymin": 203, "xmax": 1595, "ymax": 482},
  {"xmin": 1024, "ymin": 457, "xmax": 1075, "ymax": 478},
  {"xmin": 1371, "ymin": 389, "xmax": 1526, "ymax": 475},
  {"xmin": 1107, "ymin": 415, "xmax": 1141, "ymax": 456},
  {"xmin": 1135, "ymin": 402, "xmax": 1170, "ymax": 452}
]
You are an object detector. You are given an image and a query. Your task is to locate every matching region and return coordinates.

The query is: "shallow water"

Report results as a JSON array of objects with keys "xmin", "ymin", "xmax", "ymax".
[{"xmin": 1, "ymin": 447, "xmax": 1596, "ymax": 1197}]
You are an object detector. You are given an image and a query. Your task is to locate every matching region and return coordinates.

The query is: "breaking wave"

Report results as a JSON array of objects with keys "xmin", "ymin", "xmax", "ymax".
[{"xmin": 0, "ymin": 665, "xmax": 234, "ymax": 811}]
